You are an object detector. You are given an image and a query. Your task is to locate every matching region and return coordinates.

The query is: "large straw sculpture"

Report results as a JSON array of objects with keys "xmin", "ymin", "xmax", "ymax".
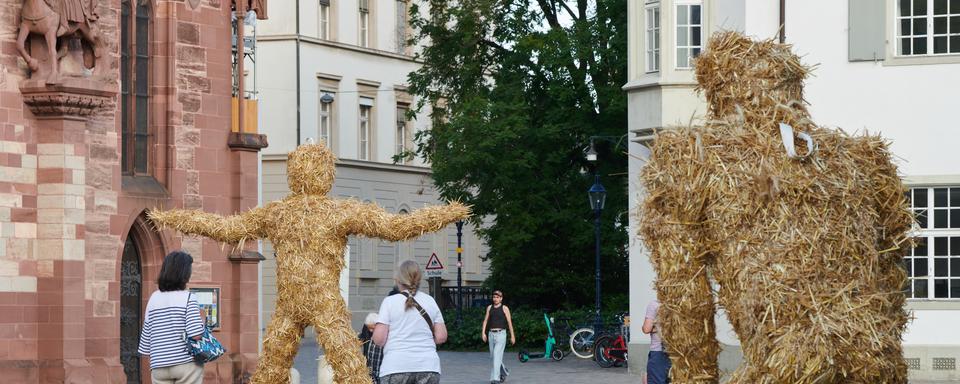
[
  {"xmin": 639, "ymin": 31, "xmax": 913, "ymax": 384},
  {"xmin": 150, "ymin": 143, "xmax": 470, "ymax": 384}
]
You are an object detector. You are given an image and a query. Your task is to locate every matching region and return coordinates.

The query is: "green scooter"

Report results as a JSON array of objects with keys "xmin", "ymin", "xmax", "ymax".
[{"xmin": 518, "ymin": 313, "xmax": 564, "ymax": 362}]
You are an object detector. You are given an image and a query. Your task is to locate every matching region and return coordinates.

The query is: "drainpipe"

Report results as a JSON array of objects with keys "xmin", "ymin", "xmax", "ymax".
[
  {"xmin": 237, "ymin": 0, "xmax": 246, "ymax": 135},
  {"xmin": 779, "ymin": 0, "xmax": 785, "ymax": 43},
  {"xmin": 295, "ymin": 0, "xmax": 302, "ymax": 145}
]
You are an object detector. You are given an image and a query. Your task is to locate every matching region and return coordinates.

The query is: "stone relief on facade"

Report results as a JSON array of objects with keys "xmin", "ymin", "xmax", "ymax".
[{"xmin": 16, "ymin": 0, "xmax": 105, "ymax": 85}]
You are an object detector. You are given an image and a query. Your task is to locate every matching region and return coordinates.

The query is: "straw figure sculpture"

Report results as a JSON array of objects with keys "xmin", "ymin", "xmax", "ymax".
[
  {"xmin": 639, "ymin": 31, "xmax": 913, "ymax": 384},
  {"xmin": 150, "ymin": 143, "xmax": 470, "ymax": 384}
]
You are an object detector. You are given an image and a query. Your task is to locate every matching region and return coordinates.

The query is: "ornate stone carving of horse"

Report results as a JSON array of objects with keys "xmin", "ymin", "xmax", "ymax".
[{"xmin": 16, "ymin": 0, "xmax": 104, "ymax": 84}]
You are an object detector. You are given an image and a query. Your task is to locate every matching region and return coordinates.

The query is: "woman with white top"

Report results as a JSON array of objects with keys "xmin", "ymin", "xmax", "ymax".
[
  {"xmin": 138, "ymin": 251, "xmax": 205, "ymax": 384},
  {"xmin": 373, "ymin": 260, "xmax": 447, "ymax": 384}
]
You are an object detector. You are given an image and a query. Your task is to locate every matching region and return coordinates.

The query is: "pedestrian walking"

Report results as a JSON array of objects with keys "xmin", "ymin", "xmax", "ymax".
[
  {"xmin": 137, "ymin": 251, "xmax": 205, "ymax": 384},
  {"xmin": 360, "ymin": 313, "xmax": 384, "ymax": 384},
  {"xmin": 642, "ymin": 299, "xmax": 671, "ymax": 384},
  {"xmin": 481, "ymin": 290, "xmax": 515, "ymax": 384},
  {"xmin": 373, "ymin": 260, "xmax": 447, "ymax": 384}
]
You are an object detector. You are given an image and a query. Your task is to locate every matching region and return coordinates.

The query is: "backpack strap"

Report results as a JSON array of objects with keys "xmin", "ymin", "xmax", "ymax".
[{"xmin": 399, "ymin": 291, "xmax": 436, "ymax": 338}]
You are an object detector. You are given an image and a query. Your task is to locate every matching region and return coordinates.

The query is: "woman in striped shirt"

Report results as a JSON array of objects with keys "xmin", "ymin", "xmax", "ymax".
[{"xmin": 138, "ymin": 251, "xmax": 205, "ymax": 384}]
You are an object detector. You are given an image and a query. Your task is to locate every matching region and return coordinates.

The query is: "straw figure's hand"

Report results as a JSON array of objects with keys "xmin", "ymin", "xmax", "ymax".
[
  {"xmin": 639, "ymin": 132, "xmax": 720, "ymax": 384},
  {"xmin": 863, "ymin": 139, "xmax": 913, "ymax": 253},
  {"xmin": 148, "ymin": 207, "xmax": 269, "ymax": 245},
  {"xmin": 342, "ymin": 200, "xmax": 471, "ymax": 242}
]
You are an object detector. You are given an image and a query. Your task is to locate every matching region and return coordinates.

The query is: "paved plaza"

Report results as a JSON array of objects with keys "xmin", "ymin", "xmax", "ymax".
[
  {"xmin": 291, "ymin": 336, "xmax": 945, "ymax": 384},
  {"xmin": 292, "ymin": 336, "xmax": 638, "ymax": 384}
]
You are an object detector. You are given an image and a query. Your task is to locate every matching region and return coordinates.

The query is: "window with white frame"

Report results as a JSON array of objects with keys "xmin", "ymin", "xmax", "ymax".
[
  {"xmin": 319, "ymin": 92, "xmax": 334, "ymax": 146},
  {"xmin": 675, "ymin": 2, "xmax": 703, "ymax": 69},
  {"xmin": 646, "ymin": 4, "xmax": 661, "ymax": 72},
  {"xmin": 395, "ymin": 105, "xmax": 411, "ymax": 161},
  {"xmin": 396, "ymin": 0, "xmax": 409, "ymax": 54},
  {"xmin": 319, "ymin": 0, "xmax": 330, "ymax": 40},
  {"xmin": 359, "ymin": 0, "xmax": 370, "ymax": 48},
  {"xmin": 897, "ymin": 0, "xmax": 960, "ymax": 55},
  {"xmin": 904, "ymin": 187, "xmax": 960, "ymax": 299},
  {"xmin": 359, "ymin": 101, "xmax": 373, "ymax": 161}
]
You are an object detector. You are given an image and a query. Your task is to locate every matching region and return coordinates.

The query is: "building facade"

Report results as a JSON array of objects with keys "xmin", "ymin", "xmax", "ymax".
[
  {"xmin": 626, "ymin": 0, "xmax": 960, "ymax": 381},
  {"xmin": 256, "ymin": 0, "xmax": 491, "ymax": 330},
  {"xmin": 0, "ymin": 0, "xmax": 267, "ymax": 382}
]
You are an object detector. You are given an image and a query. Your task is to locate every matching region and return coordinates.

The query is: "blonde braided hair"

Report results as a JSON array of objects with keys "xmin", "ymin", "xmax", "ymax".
[{"xmin": 396, "ymin": 260, "xmax": 423, "ymax": 309}]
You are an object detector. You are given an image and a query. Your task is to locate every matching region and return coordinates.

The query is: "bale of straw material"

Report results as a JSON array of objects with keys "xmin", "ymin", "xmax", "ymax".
[
  {"xmin": 638, "ymin": 31, "xmax": 913, "ymax": 384},
  {"xmin": 150, "ymin": 143, "xmax": 470, "ymax": 384}
]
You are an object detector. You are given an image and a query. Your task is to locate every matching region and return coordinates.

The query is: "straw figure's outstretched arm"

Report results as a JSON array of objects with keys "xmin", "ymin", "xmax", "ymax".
[
  {"xmin": 342, "ymin": 200, "xmax": 471, "ymax": 241},
  {"xmin": 865, "ymin": 138, "xmax": 913, "ymax": 254},
  {"xmin": 639, "ymin": 132, "xmax": 720, "ymax": 384},
  {"xmin": 148, "ymin": 206, "xmax": 270, "ymax": 245}
]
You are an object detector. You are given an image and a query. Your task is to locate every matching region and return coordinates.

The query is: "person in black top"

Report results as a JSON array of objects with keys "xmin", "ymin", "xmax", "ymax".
[{"xmin": 481, "ymin": 290, "xmax": 515, "ymax": 384}]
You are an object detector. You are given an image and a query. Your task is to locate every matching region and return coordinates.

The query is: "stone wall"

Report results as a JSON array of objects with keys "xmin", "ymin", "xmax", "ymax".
[{"xmin": 0, "ymin": 0, "xmax": 264, "ymax": 382}]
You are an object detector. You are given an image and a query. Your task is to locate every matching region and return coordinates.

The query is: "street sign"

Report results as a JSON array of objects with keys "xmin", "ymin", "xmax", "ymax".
[{"xmin": 425, "ymin": 252, "xmax": 444, "ymax": 277}]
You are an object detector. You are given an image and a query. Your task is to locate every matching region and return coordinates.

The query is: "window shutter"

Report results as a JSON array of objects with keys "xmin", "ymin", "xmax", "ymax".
[
  {"xmin": 848, "ymin": 0, "xmax": 886, "ymax": 61},
  {"xmin": 359, "ymin": 0, "xmax": 369, "ymax": 12},
  {"xmin": 319, "ymin": 0, "xmax": 330, "ymax": 6},
  {"xmin": 359, "ymin": 97, "xmax": 374, "ymax": 107}
]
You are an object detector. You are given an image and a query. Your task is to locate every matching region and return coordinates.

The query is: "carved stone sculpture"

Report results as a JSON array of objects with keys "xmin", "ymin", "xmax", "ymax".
[
  {"xmin": 150, "ymin": 143, "xmax": 470, "ymax": 384},
  {"xmin": 16, "ymin": 0, "xmax": 104, "ymax": 84},
  {"xmin": 639, "ymin": 32, "xmax": 912, "ymax": 383}
]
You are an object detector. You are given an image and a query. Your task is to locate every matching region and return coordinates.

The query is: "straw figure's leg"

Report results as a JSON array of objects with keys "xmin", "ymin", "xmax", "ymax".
[
  {"xmin": 250, "ymin": 307, "xmax": 306, "ymax": 384},
  {"xmin": 640, "ymin": 145, "xmax": 720, "ymax": 383},
  {"xmin": 310, "ymin": 291, "xmax": 370, "ymax": 384}
]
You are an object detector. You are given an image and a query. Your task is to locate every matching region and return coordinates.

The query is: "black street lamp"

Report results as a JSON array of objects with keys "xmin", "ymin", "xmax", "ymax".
[
  {"xmin": 456, "ymin": 220, "xmax": 464, "ymax": 324},
  {"xmin": 588, "ymin": 172, "xmax": 606, "ymax": 333}
]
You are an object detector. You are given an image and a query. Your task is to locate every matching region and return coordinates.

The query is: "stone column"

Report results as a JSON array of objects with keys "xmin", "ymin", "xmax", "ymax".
[{"xmin": 20, "ymin": 78, "xmax": 118, "ymax": 382}]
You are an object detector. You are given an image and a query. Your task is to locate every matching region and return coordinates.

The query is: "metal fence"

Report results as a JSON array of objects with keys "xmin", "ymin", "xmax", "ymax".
[{"xmin": 439, "ymin": 286, "xmax": 491, "ymax": 310}]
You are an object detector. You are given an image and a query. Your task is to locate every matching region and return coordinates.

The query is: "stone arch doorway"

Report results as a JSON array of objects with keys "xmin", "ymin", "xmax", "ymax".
[
  {"xmin": 120, "ymin": 234, "xmax": 143, "ymax": 383},
  {"xmin": 119, "ymin": 213, "xmax": 165, "ymax": 383}
]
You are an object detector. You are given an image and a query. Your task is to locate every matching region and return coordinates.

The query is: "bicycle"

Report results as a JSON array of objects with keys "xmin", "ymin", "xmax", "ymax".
[
  {"xmin": 553, "ymin": 316, "xmax": 596, "ymax": 359},
  {"xmin": 594, "ymin": 313, "xmax": 629, "ymax": 368}
]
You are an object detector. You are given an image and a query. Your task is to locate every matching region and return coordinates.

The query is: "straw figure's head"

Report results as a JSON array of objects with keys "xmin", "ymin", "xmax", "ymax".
[
  {"xmin": 287, "ymin": 142, "xmax": 337, "ymax": 196},
  {"xmin": 694, "ymin": 31, "xmax": 811, "ymax": 120}
]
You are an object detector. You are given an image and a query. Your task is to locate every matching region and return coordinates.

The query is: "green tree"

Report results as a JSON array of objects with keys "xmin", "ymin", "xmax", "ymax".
[{"xmin": 405, "ymin": 0, "xmax": 629, "ymax": 310}]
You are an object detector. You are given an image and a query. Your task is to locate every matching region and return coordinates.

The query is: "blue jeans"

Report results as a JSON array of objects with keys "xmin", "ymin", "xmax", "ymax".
[
  {"xmin": 488, "ymin": 330, "xmax": 507, "ymax": 381},
  {"xmin": 647, "ymin": 350, "xmax": 671, "ymax": 384}
]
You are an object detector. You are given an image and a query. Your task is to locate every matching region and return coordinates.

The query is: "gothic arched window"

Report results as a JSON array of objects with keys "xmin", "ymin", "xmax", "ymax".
[{"xmin": 120, "ymin": 0, "xmax": 151, "ymax": 175}]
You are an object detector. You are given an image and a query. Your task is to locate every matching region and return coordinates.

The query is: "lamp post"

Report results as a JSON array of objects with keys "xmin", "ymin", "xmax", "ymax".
[
  {"xmin": 588, "ymin": 170, "xmax": 606, "ymax": 333},
  {"xmin": 456, "ymin": 220, "xmax": 464, "ymax": 324}
]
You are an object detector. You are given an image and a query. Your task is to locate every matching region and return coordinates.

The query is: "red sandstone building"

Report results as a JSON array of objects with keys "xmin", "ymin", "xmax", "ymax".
[{"xmin": 0, "ymin": 0, "xmax": 267, "ymax": 382}]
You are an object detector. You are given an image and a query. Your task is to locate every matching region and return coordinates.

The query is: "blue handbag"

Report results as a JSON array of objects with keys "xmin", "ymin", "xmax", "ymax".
[{"xmin": 184, "ymin": 293, "xmax": 226, "ymax": 363}]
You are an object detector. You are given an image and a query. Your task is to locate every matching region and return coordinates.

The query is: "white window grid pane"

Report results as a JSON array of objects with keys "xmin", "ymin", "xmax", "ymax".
[
  {"xmin": 907, "ymin": 186, "xmax": 960, "ymax": 300},
  {"xmin": 675, "ymin": 3, "xmax": 702, "ymax": 69},
  {"xmin": 319, "ymin": 5, "xmax": 329, "ymax": 40},
  {"xmin": 646, "ymin": 6, "xmax": 660, "ymax": 72},
  {"xmin": 360, "ymin": 11, "xmax": 369, "ymax": 47},
  {"xmin": 896, "ymin": 0, "xmax": 960, "ymax": 55},
  {"xmin": 359, "ymin": 106, "xmax": 370, "ymax": 160},
  {"xmin": 319, "ymin": 102, "xmax": 330, "ymax": 144},
  {"xmin": 395, "ymin": 124, "xmax": 404, "ymax": 156}
]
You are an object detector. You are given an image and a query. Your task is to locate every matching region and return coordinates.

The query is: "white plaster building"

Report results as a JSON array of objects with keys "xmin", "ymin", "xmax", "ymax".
[
  {"xmin": 255, "ymin": 0, "xmax": 491, "ymax": 330},
  {"xmin": 626, "ymin": 0, "xmax": 960, "ymax": 380}
]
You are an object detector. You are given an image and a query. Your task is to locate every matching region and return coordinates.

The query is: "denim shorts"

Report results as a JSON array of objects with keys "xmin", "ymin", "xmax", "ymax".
[{"xmin": 647, "ymin": 350, "xmax": 672, "ymax": 384}]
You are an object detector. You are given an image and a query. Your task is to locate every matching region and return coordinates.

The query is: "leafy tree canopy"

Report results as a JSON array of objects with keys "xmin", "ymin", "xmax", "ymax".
[{"xmin": 405, "ymin": 0, "xmax": 629, "ymax": 310}]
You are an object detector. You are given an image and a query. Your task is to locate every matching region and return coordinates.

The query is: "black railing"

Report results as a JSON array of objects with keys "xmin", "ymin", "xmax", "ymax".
[{"xmin": 439, "ymin": 286, "xmax": 490, "ymax": 310}]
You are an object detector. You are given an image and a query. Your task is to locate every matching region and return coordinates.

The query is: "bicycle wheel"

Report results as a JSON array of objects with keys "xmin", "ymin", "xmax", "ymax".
[
  {"xmin": 569, "ymin": 327, "xmax": 595, "ymax": 359},
  {"xmin": 551, "ymin": 348, "xmax": 564, "ymax": 361},
  {"xmin": 593, "ymin": 336, "xmax": 616, "ymax": 368}
]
